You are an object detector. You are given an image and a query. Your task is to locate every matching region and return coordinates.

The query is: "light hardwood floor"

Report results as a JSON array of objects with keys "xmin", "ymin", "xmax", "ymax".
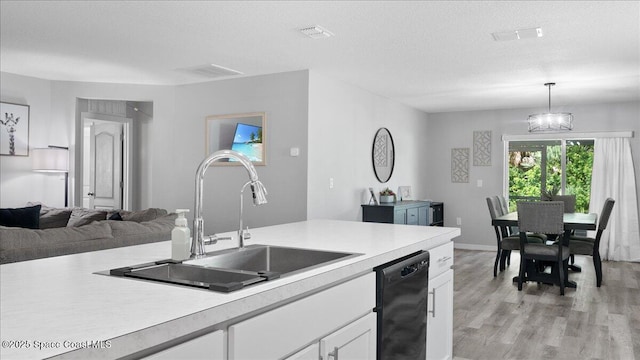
[{"xmin": 452, "ymin": 249, "xmax": 640, "ymax": 360}]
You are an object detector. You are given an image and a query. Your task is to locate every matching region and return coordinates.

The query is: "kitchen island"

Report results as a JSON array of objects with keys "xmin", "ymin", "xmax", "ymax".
[{"xmin": 1, "ymin": 219, "xmax": 459, "ymax": 359}]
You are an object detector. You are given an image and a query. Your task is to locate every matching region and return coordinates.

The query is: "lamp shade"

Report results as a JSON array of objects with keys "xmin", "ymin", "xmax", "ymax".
[{"xmin": 32, "ymin": 148, "xmax": 69, "ymax": 172}]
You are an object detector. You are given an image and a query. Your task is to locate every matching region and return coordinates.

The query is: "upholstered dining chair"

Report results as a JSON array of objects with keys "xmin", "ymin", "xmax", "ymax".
[
  {"xmin": 517, "ymin": 201, "xmax": 570, "ymax": 295},
  {"xmin": 497, "ymin": 195, "xmax": 547, "ymax": 242},
  {"xmin": 487, "ymin": 196, "xmax": 519, "ymax": 277},
  {"xmin": 550, "ymin": 194, "xmax": 577, "ymax": 213},
  {"xmin": 569, "ymin": 198, "xmax": 615, "ymax": 287}
]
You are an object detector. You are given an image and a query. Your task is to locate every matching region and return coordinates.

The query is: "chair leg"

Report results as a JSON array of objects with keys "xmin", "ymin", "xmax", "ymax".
[
  {"xmin": 494, "ymin": 249, "xmax": 500, "ymax": 277},
  {"xmin": 570, "ymin": 254, "xmax": 575, "ymax": 265},
  {"xmin": 593, "ymin": 253, "xmax": 603, "ymax": 287},
  {"xmin": 558, "ymin": 259, "xmax": 566, "ymax": 296},
  {"xmin": 499, "ymin": 250, "xmax": 509, "ymax": 271},
  {"xmin": 518, "ymin": 256, "xmax": 525, "ymax": 291},
  {"xmin": 507, "ymin": 250, "xmax": 511, "ymax": 266}
]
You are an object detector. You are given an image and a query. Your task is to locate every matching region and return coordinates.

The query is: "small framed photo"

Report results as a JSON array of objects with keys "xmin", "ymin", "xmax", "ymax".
[
  {"xmin": 1, "ymin": 102, "xmax": 30, "ymax": 156},
  {"xmin": 368, "ymin": 187, "xmax": 379, "ymax": 205},
  {"xmin": 398, "ymin": 186, "xmax": 412, "ymax": 201}
]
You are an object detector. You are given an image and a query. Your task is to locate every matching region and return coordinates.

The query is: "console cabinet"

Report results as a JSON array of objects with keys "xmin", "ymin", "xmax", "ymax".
[
  {"xmin": 430, "ymin": 202, "xmax": 444, "ymax": 227},
  {"xmin": 362, "ymin": 200, "xmax": 431, "ymax": 226}
]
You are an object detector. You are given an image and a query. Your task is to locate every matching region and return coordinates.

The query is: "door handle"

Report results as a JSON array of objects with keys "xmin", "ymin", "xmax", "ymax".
[
  {"xmin": 87, "ymin": 192, "xmax": 95, "ymax": 196},
  {"xmin": 428, "ymin": 289, "xmax": 436, "ymax": 318},
  {"xmin": 328, "ymin": 346, "xmax": 339, "ymax": 359}
]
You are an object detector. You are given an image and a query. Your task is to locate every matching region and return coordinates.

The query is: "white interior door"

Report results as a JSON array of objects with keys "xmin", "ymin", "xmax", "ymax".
[{"xmin": 89, "ymin": 122, "xmax": 123, "ymax": 210}]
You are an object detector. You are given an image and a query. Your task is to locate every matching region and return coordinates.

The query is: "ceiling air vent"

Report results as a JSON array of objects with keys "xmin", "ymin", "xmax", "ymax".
[
  {"xmin": 492, "ymin": 27, "xmax": 543, "ymax": 41},
  {"xmin": 181, "ymin": 63, "xmax": 243, "ymax": 79},
  {"xmin": 300, "ymin": 25, "xmax": 334, "ymax": 39}
]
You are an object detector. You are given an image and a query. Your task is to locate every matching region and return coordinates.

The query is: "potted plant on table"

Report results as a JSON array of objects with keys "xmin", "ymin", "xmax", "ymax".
[{"xmin": 379, "ymin": 188, "xmax": 396, "ymax": 203}]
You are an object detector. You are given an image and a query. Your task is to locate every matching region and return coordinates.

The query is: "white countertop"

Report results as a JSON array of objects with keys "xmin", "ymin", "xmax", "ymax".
[{"xmin": 0, "ymin": 219, "xmax": 459, "ymax": 359}]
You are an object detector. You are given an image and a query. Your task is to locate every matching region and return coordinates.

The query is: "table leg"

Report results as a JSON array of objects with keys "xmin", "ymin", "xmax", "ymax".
[{"xmin": 563, "ymin": 229, "xmax": 582, "ymax": 272}]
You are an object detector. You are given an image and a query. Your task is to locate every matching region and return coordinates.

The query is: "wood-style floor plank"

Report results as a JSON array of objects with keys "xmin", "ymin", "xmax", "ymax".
[{"xmin": 452, "ymin": 249, "xmax": 640, "ymax": 360}]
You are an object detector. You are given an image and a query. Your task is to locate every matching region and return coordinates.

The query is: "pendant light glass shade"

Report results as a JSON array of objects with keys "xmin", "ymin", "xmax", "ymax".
[{"xmin": 527, "ymin": 83, "xmax": 573, "ymax": 132}]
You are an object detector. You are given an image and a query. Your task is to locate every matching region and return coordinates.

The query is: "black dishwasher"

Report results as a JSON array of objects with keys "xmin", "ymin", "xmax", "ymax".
[{"xmin": 374, "ymin": 251, "xmax": 430, "ymax": 360}]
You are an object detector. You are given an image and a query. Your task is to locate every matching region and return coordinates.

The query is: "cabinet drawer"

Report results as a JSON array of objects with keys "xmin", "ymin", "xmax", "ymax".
[
  {"xmin": 229, "ymin": 272, "xmax": 375, "ymax": 359},
  {"xmin": 429, "ymin": 241, "xmax": 454, "ymax": 279}
]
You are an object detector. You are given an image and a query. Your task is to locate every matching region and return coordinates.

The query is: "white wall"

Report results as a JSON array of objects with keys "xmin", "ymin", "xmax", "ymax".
[
  {"xmin": 0, "ymin": 72, "xmax": 65, "ymax": 207},
  {"xmin": 169, "ymin": 70, "xmax": 309, "ymax": 234},
  {"xmin": 307, "ymin": 71, "xmax": 429, "ymax": 221},
  {"xmin": 426, "ymin": 101, "xmax": 640, "ymax": 249},
  {"xmin": 2, "ymin": 71, "xmax": 309, "ymax": 235}
]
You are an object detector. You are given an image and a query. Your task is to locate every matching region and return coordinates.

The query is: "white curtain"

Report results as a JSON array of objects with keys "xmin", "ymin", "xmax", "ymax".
[{"xmin": 590, "ymin": 138, "xmax": 640, "ymax": 261}]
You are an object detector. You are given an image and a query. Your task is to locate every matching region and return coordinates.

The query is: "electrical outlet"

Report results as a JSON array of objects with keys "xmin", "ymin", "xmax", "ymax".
[{"xmin": 456, "ymin": 217, "xmax": 462, "ymax": 226}]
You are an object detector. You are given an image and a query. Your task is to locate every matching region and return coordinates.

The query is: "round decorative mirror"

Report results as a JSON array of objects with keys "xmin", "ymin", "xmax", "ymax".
[{"xmin": 372, "ymin": 127, "xmax": 395, "ymax": 183}]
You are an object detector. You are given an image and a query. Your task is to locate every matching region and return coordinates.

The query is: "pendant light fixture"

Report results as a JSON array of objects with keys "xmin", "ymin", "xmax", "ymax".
[{"xmin": 527, "ymin": 82, "xmax": 573, "ymax": 132}]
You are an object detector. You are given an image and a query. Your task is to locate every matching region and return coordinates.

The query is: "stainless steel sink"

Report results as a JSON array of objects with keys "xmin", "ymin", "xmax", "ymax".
[
  {"xmin": 184, "ymin": 244, "xmax": 359, "ymax": 275},
  {"xmin": 109, "ymin": 261, "xmax": 275, "ymax": 292},
  {"xmin": 109, "ymin": 245, "xmax": 360, "ymax": 292}
]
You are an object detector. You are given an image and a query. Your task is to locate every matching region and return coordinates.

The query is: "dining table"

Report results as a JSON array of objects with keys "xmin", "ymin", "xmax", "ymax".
[{"xmin": 491, "ymin": 211, "xmax": 598, "ymax": 288}]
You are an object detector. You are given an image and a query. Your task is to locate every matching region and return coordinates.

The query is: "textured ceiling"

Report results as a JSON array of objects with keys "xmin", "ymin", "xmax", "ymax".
[{"xmin": 1, "ymin": 1, "xmax": 638, "ymax": 113}]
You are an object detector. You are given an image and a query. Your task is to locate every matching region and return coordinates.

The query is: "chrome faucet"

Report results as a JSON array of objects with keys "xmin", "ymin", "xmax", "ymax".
[{"xmin": 192, "ymin": 150, "xmax": 268, "ymax": 257}]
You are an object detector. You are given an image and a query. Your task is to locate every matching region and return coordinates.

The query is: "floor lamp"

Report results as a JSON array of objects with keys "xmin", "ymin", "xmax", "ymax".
[{"xmin": 32, "ymin": 146, "xmax": 69, "ymax": 207}]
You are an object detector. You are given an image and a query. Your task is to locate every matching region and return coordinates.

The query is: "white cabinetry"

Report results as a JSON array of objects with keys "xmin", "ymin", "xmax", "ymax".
[
  {"xmin": 319, "ymin": 312, "xmax": 376, "ymax": 359},
  {"xmin": 286, "ymin": 343, "xmax": 319, "ymax": 360},
  {"xmin": 143, "ymin": 330, "xmax": 224, "ymax": 360},
  {"xmin": 229, "ymin": 272, "xmax": 376, "ymax": 359},
  {"xmin": 285, "ymin": 313, "xmax": 376, "ymax": 360},
  {"xmin": 427, "ymin": 241, "xmax": 454, "ymax": 360}
]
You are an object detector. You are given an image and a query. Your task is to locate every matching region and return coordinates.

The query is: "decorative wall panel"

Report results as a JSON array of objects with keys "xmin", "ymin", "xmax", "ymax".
[
  {"xmin": 473, "ymin": 130, "xmax": 491, "ymax": 166},
  {"xmin": 451, "ymin": 148, "xmax": 469, "ymax": 183}
]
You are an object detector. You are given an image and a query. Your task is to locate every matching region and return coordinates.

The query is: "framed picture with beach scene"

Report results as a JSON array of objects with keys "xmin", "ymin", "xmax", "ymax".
[{"xmin": 205, "ymin": 112, "xmax": 266, "ymax": 166}]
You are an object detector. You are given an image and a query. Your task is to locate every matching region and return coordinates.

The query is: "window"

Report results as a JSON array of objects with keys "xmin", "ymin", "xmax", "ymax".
[{"xmin": 507, "ymin": 139, "xmax": 594, "ymax": 212}]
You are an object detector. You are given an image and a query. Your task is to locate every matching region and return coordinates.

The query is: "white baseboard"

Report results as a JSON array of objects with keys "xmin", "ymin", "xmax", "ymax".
[{"xmin": 453, "ymin": 243, "xmax": 495, "ymax": 252}]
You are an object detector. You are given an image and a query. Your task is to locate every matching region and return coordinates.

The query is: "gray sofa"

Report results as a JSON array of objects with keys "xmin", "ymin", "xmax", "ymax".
[{"xmin": 0, "ymin": 205, "xmax": 177, "ymax": 264}]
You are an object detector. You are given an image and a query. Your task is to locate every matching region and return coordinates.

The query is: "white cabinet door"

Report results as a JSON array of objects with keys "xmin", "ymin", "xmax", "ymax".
[
  {"xmin": 285, "ymin": 342, "xmax": 319, "ymax": 360},
  {"xmin": 229, "ymin": 273, "xmax": 375, "ymax": 359},
  {"xmin": 144, "ymin": 330, "xmax": 224, "ymax": 360},
  {"xmin": 426, "ymin": 269, "xmax": 453, "ymax": 360},
  {"xmin": 320, "ymin": 312, "xmax": 377, "ymax": 360}
]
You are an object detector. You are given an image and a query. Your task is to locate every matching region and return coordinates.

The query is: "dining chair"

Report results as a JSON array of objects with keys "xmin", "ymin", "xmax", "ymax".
[
  {"xmin": 549, "ymin": 194, "xmax": 577, "ymax": 264},
  {"xmin": 497, "ymin": 195, "xmax": 547, "ymax": 242},
  {"xmin": 517, "ymin": 201, "xmax": 570, "ymax": 295},
  {"xmin": 569, "ymin": 198, "xmax": 615, "ymax": 287},
  {"xmin": 486, "ymin": 196, "xmax": 519, "ymax": 277},
  {"xmin": 550, "ymin": 194, "xmax": 577, "ymax": 213}
]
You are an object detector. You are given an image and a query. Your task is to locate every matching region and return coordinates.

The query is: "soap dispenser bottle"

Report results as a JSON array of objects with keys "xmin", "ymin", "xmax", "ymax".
[{"xmin": 171, "ymin": 209, "xmax": 191, "ymax": 261}]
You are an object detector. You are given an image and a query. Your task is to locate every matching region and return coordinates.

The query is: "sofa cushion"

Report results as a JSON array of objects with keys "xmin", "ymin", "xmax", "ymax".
[
  {"xmin": 26, "ymin": 202, "xmax": 73, "ymax": 229},
  {"xmin": 108, "ymin": 213, "xmax": 176, "ymax": 246},
  {"xmin": 0, "ymin": 222, "xmax": 114, "ymax": 264},
  {"xmin": 67, "ymin": 208, "xmax": 108, "ymax": 227},
  {"xmin": 119, "ymin": 208, "xmax": 168, "ymax": 223},
  {"xmin": 0, "ymin": 205, "xmax": 41, "ymax": 229},
  {"xmin": 40, "ymin": 207, "xmax": 73, "ymax": 229}
]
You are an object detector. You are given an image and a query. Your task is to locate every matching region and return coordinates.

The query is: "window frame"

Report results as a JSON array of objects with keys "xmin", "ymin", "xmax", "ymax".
[{"xmin": 502, "ymin": 131, "xmax": 632, "ymax": 206}]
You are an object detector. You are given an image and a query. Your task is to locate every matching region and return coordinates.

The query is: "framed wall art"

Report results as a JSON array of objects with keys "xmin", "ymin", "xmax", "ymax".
[
  {"xmin": 0, "ymin": 102, "xmax": 30, "ymax": 156},
  {"xmin": 205, "ymin": 112, "xmax": 266, "ymax": 166}
]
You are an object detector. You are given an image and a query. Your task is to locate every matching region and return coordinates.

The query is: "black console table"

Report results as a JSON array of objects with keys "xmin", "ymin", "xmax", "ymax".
[
  {"xmin": 361, "ymin": 200, "xmax": 431, "ymax": 226},
  {"xmin": 430, "ymin": 202, "xmax": 444, "ymax": 227}
]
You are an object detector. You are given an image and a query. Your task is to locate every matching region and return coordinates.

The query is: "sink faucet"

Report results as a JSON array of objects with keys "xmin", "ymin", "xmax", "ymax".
[{"xmin": 192, "ymin": 149, "xmax": 268, "ymax": 258}]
